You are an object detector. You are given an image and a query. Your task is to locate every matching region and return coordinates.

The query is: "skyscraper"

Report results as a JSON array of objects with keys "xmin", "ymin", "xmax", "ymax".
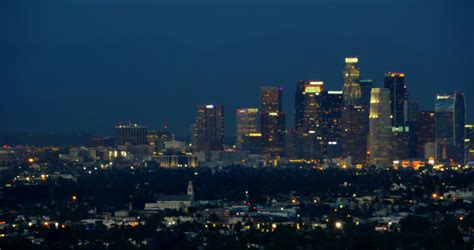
[
  {"xmin": 368, "ymin": 88, "xmax": 393, "ymax": 166},
  {"xmin": 261, "ymin": 86, "xmax": 286, "ymax": 156},
  {"xmin": 115, "ymin": 124, "xmax": 148, "ymax": 146},
  {"xmin": 320, "ymin": 90, "xmax": 343, "ymax": 159},
  {"xmin": 236, "ymin": 108, "xmax": 259, "ymax": 149},
  {"xmin": 384, "ymin": 72, "xmax": 410, "ymax": 160},
  {"xmin": 299, "ymin": 81, "xmax": 324, "ymax": 160},
  {"xmin": 416, "ymin": 111, "xmax": 435, "ymax": 159},
  {"xmin": 384, "ymin": 72, "xmax": 408, "ymax": 127},
  {"xmin": 295, "ymin": 80, "xmax": 324, "ymax": 131},
  {"xmin": 435, "ymin": 93, "xmax": 465, "ymax": 163},
  {"xmin": 195, "ymin": 104, "xmax": 224, "ymax": 152},
  {"xmin": 342, "ymin": 57, "xmax": 361, "ymax": 106},
  {"xmin": 341, "ymin": 57, "xmax": 367, "ymax": 165},
  {"xmin": 465, "ymin": 124, "xmax": 474, "ymax": 163},
  {"xmin": 359, "ymin": 79, "xmax": 374, "ymax": 111}
]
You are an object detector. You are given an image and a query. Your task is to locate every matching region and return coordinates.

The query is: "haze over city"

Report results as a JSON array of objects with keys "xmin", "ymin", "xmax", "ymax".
[
  {"xmin": 2, "ymin": 0, "xmax": 473, "ymax": 136},
  {"xmin": 1, "ymin": 1, "xmax": 474, "ymax": 249}
]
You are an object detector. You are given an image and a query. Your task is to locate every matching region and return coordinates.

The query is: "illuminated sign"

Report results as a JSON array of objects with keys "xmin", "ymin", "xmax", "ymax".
[
  {"xmin": 345, "ymin": 57, "xmax": 358, "ymax": 63},
  {"xmin": 386, "ymin": 72, "xmax": 405, "ymax": 77},
  {"xmin": 436, "ymin": 95, "xmax": 452, "ymax": 100},
  {"xmin": 237, "ymin": 108, "xmax": 258, "ymax": 113},
  {"xmin": 304, "ymin": 86, "xmax": 322, "ymax": 93},
  {"xmin": 206, "ymin": 105, "xmax": 214, "ymax": 109}
]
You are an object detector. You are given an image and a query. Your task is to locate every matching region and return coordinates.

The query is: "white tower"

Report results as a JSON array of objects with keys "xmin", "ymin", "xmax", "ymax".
[{"xmin": 187, "ymin": 181, "xmax": 194, "ymax": 204}]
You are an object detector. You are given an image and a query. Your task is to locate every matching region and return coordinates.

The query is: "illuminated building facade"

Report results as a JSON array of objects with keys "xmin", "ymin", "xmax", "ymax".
[
  {"xmin": 236, "ymin": 108, "xmax": 259, "ymax": 149},
  {"xmin": 416, "ymin": 111, "xmax": 435, "ymax": 158},
  {"xmin": 115, "ymin": 124, "xmax": 148, "ymax": 146},
  {"xmin": 341, "ymin": 57, "xmax": 367, "ymax": 165},
  {"xmin": 151, "ymin": 152, "xmax": 198, "ymax": 168},
  {"xmin": 342, "ymin": 57, "xmax": 361, "ymax": 106},
  {"xmin": 368, "ymin": 88, "xmax": 392, "ymax": 166},
  {"xmin": 298, "ymin": 81, "xmax": 324, "ymax": 160},
  {"xmin": 466, "ymin": 124, "xmax": 474, "ymax": 162},
  {"xmin": 435, "ymin": 93, "xmax": 465, "ymax": 163},
  {"xmin": 195, "ymin": 104, "xmax": 224, "ymax": 152},
  {"xmin": 295, "ymin": 80, "xmax": 324, "ymax": 131},
  {"xmin": 260, "ymin": 86, "xmax": 286, "ymax": 156}
]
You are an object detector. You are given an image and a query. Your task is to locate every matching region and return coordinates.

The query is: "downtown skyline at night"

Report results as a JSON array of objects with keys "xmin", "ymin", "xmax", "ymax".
[
  {"xmin": 2, "ymin": 0, "xmax": 474, "ymax": 249},
  {"xmin": 2, "ymin": 0, "xmax": 473, "ymax": 136}
]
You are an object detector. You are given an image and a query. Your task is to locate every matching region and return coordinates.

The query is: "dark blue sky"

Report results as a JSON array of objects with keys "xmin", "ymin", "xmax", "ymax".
[{"xmin": 2, "ymin": 0, "xmax": 473, "ymax": 136}]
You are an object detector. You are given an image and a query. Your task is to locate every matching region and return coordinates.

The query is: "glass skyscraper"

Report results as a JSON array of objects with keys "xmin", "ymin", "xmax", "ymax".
[
  {"xmin": 435, "ymin": 93, "xmax": 465, "ymax": 163},
  {"xmin": 341, "ymin": 57, "xmax": 367, "ymax": 165},
  {"xmin": 368, "ymin": 88, "xmax": 393, "ymax": 166}
]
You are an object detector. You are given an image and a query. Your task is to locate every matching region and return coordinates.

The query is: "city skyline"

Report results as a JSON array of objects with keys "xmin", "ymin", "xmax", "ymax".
[
  {"xmin": 2, "ymin": 0, "xmax": 473, "ymax": 136},
  {"xmin": 2, "ymin": 1, "xmax": 474, "ymax": 249}
]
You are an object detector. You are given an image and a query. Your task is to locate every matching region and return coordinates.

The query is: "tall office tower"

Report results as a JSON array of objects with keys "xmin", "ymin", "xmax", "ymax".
[
  {"xmin": 195, "ymin": 104, "xmax": 224, "ymax": 152},
  {"xmin": 435, "ymin": 93, "xmax": 465, "ymax": 163},
  {"xmin": 368, "ymin": 88, "xmax": 393, "ymax": 167},
  {"xmin": 359, "ymin": 79, "xmax": 374, "ymax": 152},
  {"xmin": 295, "ymin": 80, "xmax": 307, "ymax": 131},
  {"xmin": 384, "ymin": 72, "xmax": 410, "ymax": 160},
  {"xmin": 342, "ymin": 57, "xmax": 361, "ymax": 106},
  {"xmin": 295, "ymin": 80, "xmax": 324, "ymax": 131},
  {"xmin": 261, "ymin": 86, "xmax": 286, "ymax": 156},
  {"xmin": 298, "ymin": 81, "xmax": 324, "ymax": 160},
  {"xmin": 236, "ymin": 108, "xmax": 259, "ymax": 149},
  {"xmin": 406, "ymin": 101, "xmax": 420, "ymax": 158},
  {"xmin": 416, "ymin": 111, "xmax": 435, "ymax": 159},
  {"xmin": 465, "ymin": 124, "xmax": 474, "ymax": 162},
  {"xmin": 384, "ymin": 72, "xmax": 408, "ymax": 127},
  {"xmin": 341, "ymin": 57, "xmax": 367, "ymax": 165},
  {"xmin": 115, "ymin": 124, "xmax": 148, "ymax": 146},
  {"xmin": 320, "ymin": 90, "xmax": 343, "ymax": 159}
]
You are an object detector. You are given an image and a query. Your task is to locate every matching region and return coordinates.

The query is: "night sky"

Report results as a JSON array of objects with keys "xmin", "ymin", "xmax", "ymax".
[{"xmin": 2, "ymin": 0, "xmax": 473, "ymax": 137}]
